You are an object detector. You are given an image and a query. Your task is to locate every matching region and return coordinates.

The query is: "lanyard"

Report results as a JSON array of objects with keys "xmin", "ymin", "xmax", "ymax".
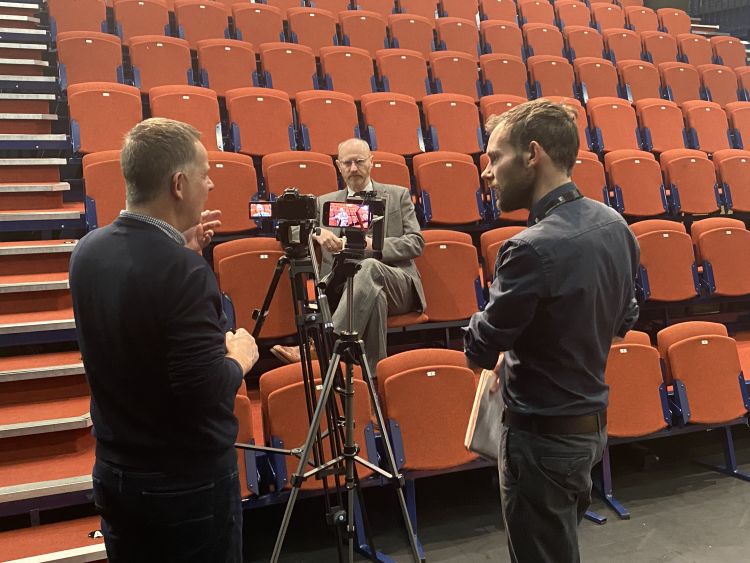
[{"xmin": 534, "ymin": 188, "xmax": 583, "ymax": 224}]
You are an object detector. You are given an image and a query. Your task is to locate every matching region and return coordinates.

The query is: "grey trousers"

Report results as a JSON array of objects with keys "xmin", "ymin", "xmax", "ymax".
[
  {"xmin": 331, "ymin": 258, "xmax": 416, "ymax": 375},
  {"xmin": 499, "ymin": 424, "xmax": 606, "ymax": 563}
]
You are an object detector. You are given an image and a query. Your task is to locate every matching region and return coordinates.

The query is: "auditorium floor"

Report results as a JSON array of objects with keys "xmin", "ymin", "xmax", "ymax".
[{"xmin": 244, "ymin": 427, "xmax": 750, "ymax": 562}]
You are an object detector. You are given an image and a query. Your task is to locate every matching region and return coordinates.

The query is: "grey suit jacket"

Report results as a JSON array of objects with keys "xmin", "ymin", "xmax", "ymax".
[{"xmin": 316, "ymin": 181, "xmax": 427, "ymax": 311}]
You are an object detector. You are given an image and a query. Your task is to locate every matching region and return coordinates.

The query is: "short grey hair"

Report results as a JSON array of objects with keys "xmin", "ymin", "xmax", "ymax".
[
  {"xmin": 337, "ymin": 137, "xmax": 371, "ymax": 156},
  {"xmin": 120, "ymin": 117, "xmax": 202, "ymax": 206}
]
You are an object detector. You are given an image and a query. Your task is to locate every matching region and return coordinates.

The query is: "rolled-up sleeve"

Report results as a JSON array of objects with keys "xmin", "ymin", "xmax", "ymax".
[{"xmin": 464, "ymin": 240, "xmax": 545, "ymax": 369}]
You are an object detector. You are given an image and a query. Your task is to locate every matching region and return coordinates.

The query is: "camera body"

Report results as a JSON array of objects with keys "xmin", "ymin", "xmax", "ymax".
[{"xmin": 249, "ymin": 187, "xmax": 317, "ymax": 222}]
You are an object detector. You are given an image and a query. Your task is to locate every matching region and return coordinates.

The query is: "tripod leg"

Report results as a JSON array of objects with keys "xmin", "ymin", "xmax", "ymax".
[
  {"xmin": 251, "ymin": 257, "xmax": 288, "ymax": 340},
  {"xmin": 270, "ymin": 352, "xmax": 343, "ymax": 563},
  {"xmin": 357, "ymin": 343, "xmax": 425, "ymax": 563}
]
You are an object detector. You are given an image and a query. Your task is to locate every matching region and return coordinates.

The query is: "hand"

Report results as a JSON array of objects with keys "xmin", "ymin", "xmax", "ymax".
[
  {"xmin": 490, "ymin": 353, "xmax": 504, "ymax": 394},
  {"xmin": 184, "ymin": 210, "xmax": 222, "ymax": 253},
  {"xmin": 313, "ymin": 229, "xmax": 344, "ymax": 253},
  {"xmin": 225, "ymin": 328, "xmax": 259, "ymax": 375}
]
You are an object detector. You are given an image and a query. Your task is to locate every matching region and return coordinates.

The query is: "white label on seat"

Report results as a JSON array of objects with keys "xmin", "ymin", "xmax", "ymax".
[
  {"xmin": 452, "ymin": 57, "xmax": 459, "ymax": 61},
  {"xmin": 157, "ymin": 42, "xmax": 164, "ymax": 47},
  {"xmin": 138, "ymin": 1, "xmax": 144, "ymax": 4},
  {"xmin": 726, "ymin": 230, "xmax": 732, "ymax": 235},
  {"xmin": 345, "ymin": 53, "xmax": 351, "ymax": 57},
  {"xmin": 706, "ymin": 108, "xmax": 711, "ymax": 112},
  {"xmin": 611, "ymin": 105, "xmax": 617, "ymax": 108},
  {"xmin": 258, "ymin": 254, "xmax": 270, "ymax": 260},
  {"xmin": 427, "ymin": 370, "xmax": 437, "ymax": 377},
  {"xmin": 639, "ymin": 65, "xmax": 644, "ymax": 69},
  {"xmin": 502, "ymin": 59, "xmax": 508, "ymax": 64},
  {"xmin": 374, "ymin": 163, "xmax": 382, "ymax": 168},
  {"xmin": 215, "ymin": 163, "xmax": 224, "ymax": 168},
  {"xmin": 450, "ymin": 102, "xmax": 456, "ymax": 106},
  {"xmin": 660, "ymin": 106, "xmax": 666, "ymax": 110},
  {"xmin": 360, "ymin": 16, "xmax": 366, "ymax": 20},
  {"xmin": 254, "ymin": 9, "xmax": 261, "ymax": 13},
  {"xmin": 439, "ymin": 244, "xmax": 448, "ymax": 249},
  {"xmin": 446, "ymin": 163, "xmax": 453, "ymax": 167},
  {"xmin": 389, "ymin": 101, "xmax": 396, "ymax": 105},
  {"xmin": 410, "ymin": 19, "xmax": 415, "ymax": 23},
  {"xmin": 542, "ymin": 29, "xmax": 547, "ymax": 32},
  {"xmin": 742, "ymin": 159, "xmax": 747, "ymax": 163},
  {"xmin": 679, "ymin": 68, "xmax": 684, "ymax": 72},
  {"xmin": 256, "ymin": 97, "xmax": 264, "ymax": 101},
  {"xmin": 225, "ymin": 47, "xmax": 231, "ymax": 51},
  {"xmin": 102, "ymin": 92, "xmax": 110, "ymax": 97},
  {"xmin": 690, "ymin": 158, "xmax": 696, "ymax": 162},
  {"xmin": 85, "ymin": 39, "xmax": 92, "ymax": 44},
  {"xmin": 662, "ymin": 233, "xmax": 670, "ymax": 238},
  {"xmin": 551, "ymin": 61, "xmax": 557, "ymax": 65},
  {"xmin": 634, "ymin": 159, "xmax": 641, "ymax": 164},
  {"xmin": 299, "ymin": 164, "xmax": 307, "ymax": 168},
  {"xmin": 325, "ymin": 99, "xmax": 332, "ymax": 104},
  {"xmin": 457, "ymin": 23, "xmax": 463, "ymax": 27},
  {"xmin": 701, "ymin": 339, "xmax": 708, "ymax": 345},
  {"xmin": 286, "ymin": 49, "xmax": 292, "ymax": 54},
  {"xmin": 200, "ymin": 4, "xmax": 206, "ymax": 8},
  {"xmin": 182, "ymin": 95, "xmax": 190, "ymax": 100},
  {"xmin": 401, "ymin": 55, "xmax": 406, "ymax": 59},
  {"xmin": 619, "ymin": 348, "xmax": 628, "ymax": 354},
  {"xmin": 316, "ymin": 384, "xmax": 323, "ymax": 391},
  {"xmin": 310, "ymin": 13, "xmax": 315, "ymax": 17}
]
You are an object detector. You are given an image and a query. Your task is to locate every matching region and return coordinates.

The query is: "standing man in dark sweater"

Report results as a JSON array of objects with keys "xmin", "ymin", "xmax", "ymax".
[
  {"xmin": 69, "ymin": 118, "xmax": 258, "ymax": 562},
  {"xmin": 464, "ymin": 100, "xmax": 639, "ymax": 562}
]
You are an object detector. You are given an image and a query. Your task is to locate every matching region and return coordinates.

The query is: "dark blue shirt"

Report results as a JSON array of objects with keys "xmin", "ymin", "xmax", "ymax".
[{"xmin": 464, "ymin": 182, "xmax": 640, "ymax": 416}]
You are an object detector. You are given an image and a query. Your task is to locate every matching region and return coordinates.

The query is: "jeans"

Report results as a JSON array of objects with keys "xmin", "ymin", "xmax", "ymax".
[
  {"xmin": 498, "ymin": 425, "xmax": 606, "ymax": 563},
  {"xmin": 92, "ymin": 458, "xmax": 242, "ymax": 563}
]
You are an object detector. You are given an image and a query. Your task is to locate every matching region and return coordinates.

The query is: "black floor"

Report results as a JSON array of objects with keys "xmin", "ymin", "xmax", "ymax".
[{"xmin": 243, "ymin": 427, "xmax": 750, "ymax": 562}]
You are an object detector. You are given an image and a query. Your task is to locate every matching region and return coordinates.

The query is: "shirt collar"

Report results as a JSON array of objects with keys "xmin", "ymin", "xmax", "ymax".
[
  {"xmin": 347, "ymin": 180, "xmax": 373, "ymax": 198},
  {"xmin": 119, "ymin": 210, "xmax": 186, "ymax": 245},
  {"xmin": 528, "ymin": 182, "xmax": 578, "ymax": 227}
]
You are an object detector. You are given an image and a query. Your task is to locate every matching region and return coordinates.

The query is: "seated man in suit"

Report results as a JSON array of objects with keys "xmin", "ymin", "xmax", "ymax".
[{"xmin": 272, "ymin": 138, "xmax": 426, "ymax": 375}]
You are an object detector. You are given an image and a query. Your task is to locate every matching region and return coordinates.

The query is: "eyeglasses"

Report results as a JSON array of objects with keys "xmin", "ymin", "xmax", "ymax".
[{"xmin": 339, "ymin": 158, "xmax": 370, "ymax": 168}]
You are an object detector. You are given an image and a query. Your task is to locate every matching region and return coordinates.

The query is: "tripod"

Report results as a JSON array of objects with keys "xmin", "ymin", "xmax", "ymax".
[{"xmin": 241, "ymin": 228, "xmax": 424, "ymax": 563}]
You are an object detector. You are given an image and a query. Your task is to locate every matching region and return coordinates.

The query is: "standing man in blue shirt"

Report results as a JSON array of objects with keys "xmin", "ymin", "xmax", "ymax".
[{"xmin": 464, "ymin": 100, "xmax": 640, "ymax": 562}]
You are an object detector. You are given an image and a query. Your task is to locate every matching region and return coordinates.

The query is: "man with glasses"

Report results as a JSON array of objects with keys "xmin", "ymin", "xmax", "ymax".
[{"xmin": 272, "ymin": 138, "xmax": 426, "ymax": 375}]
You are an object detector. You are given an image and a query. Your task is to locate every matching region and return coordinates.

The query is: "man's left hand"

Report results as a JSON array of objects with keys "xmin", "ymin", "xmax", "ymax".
[{"xmin": 184, "ymin": 209, "xmax": 222, "ymax": 253}]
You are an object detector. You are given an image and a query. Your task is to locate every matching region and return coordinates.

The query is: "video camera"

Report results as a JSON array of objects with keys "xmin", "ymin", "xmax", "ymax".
[
  {"xmin": 323, "ymin": 191, "xmax": 386, "ymax": 258},
  {"xmin": 249, "ymin": 188, "xmax": 317, "ymax": 253}
]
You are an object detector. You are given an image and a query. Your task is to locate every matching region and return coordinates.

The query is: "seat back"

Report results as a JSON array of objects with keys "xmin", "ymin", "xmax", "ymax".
[
  {"xmin": 361, "ymin": 92, "xmax": 424, "ymax": 155},
  {"xmin": 479, "ymin": 94, "xmax": 527, "ymax": 125},
  {"xmin": 440, "ymin": 0, "xmax": 479, "ymax": 20},
  {"xmin": 233, "ymin": 3, "xmax": 285, "ymax": 46},
  {"xmin": 415, "ymin": 230, "xmax": 483, "ymax": 321},
  {"xmin": 591, "ymin": 2, "xmax": 624, "ymax": 32},
  {"xmin": 174, "ymin": 0, "xmax": 229, "ymax": 49},
  {"xmin": 570, "ymin": 150, "xmax": 606, "ymax": 202},
  {"xmin": 68, "ymin": 82, "xmax": 142, "ymax": 154},
  {"xmin": 711, "ymin": 35, "xmax": 747, "ymax": 70},
  {"xmin": 226, "ymin": 87, "xmax": 295, "ymax": 156},
  {"xmin": 480, "ymin": 226, "xmax": 525, "ymax": 281},
  {"xmin": 339, "ymin": 9, "xmax": 388, "ymax": 57},
  {"xmin": 358, "ymin": 0, "xmax": 397, "ymax": 18},
  {"xmin": 480, "ymin": 20, "xmax": 523, "ymax": 59},
  {"xmin": 657, "ymin": 320, "xmax": 727, "ymax": 384},
  {"xmin": 319, "ymin": 45, "xmax": 377, "ymax": 101},
  {"xmin": 196, "ymin": 39, "xmax": 256, "ymax": 97},
  {"xmin": 261, "ymin": 151, "xmax": 338, "ymax": 198},
  {"xmin": 518, "ymin": 0, "xmax": 555, "ymax": 26},
  {"xmin": 564, "ymin": 26, "xmax": 604, "ymax": 60},
  {"xmin": 57, "ymin": 31, "xmax": 124, "ymax": 88},
  {"xmin": 635, "ymin": 98, "xmax": 686, "ymax": 154},
  {"xmin": 604, "ymin": 149, "xmax": 666, "ymax": 216},
  {"xmin": 479, "ymin": 0, "xmax": 518, "ymax": 23},
  {"xmin": 287, "ymin": 6, "xmax": 338, "ymax": 56},
  {"xmin": 712, "ymin": 147, "xmax": 750, "ymax": 212},
  {"xmin": 214, "ymin": 238, "xmax": 296, "ymax": 338},
  {"xmin": 632, "ymin": 220, "xmax": 699, "ymax": 303},
  {"xmin": 602, "ymin": 28, "xmax": 642, "ymax": 64},
  {"xmin": 656, "ymin": 7, "xmax": 691, "ymax": 37},
  {"xmin": 399, "ymin": 0, "xmax": 438, "ymax": 20},
  {"xmin": 624, "ymin": 5, "xmax": 658, "ymax": 33},
  {"xmin": 129, "ymin": 35, "xmax": 193, "ymax": 93},
  {"xmin": 376, "ymin": 48, "xmax": 430, "ymax": 102},
  {"xmin": 429, "ymin": 50, "xmax": 482, "ymax": 101},
  {"xmin": 726, "ymin": 101, "xmax": 750, "ymax": 149},
  {"xmin": 660, "ymin": 148, "xmax": 720, "ymax": 214},
  {"xmin": 527, "ymin": 54, "xmax": 576, "ymax": 98},
  {"xmin": 259, "ymin": 42, "xmax": 318, "ymax": 99},
  {"xmin": 617, "ymin": 60, "xmax": 660, "ymax": 102},
  {"xmin": 48, "ymin": 0, "xmax": 106, "ymax": 36},
  {"xmin": 480, "ymin": 53, "xmax": 527, "ymax": 98},
  {"xmin": 696, "ymin": 224, "xmax": 750, "ymax": 296},
  {"xmin": 698, "ymin": 64, "xmax": 739, "ymax": 108},
  {"xmin": 669, "ymin": 335, "xmax": 747, "ymax": 424},
  {"xmin": 388, "ymin": 13, "xmax": 436, "ymax": 59},
  {"xmin": 642, "ymin": 31, "xmax": 678, "ymax": 66},
  {"xmin": 82, "ymin": 150, "xmax": 126, "ymax": 229},
  {"xmin": 371, "ymin": 151, "xmax": 411, "ymax": 188},
  {"xmin": 436, "ymin": 17, "xmax": 480, "ymax": 59},
  {"xmin": 413, "ymin": 151, "xmax": 484, "ymax": 224},
  {"xmin": 574, "ymin": 56, "xmax": 619, "ymax": 101},
  {"xmin": 555, "ymin": 0, "xmax": 592, "ymax": 29},
  {"xmin": 383, "ymin": 365, "xmax": 478, "ymax": 470},
  {"xmin": 234, "ymin": 394, "xmax": 255, "ymax": 499},
  {"xmin": 587, "ymin": 97, "xmax": 641, "ymax": 152},
  {"xmin": 682, "ymin": 99, "xmax": 731, "ymax": 154},
  {"xmin": 113, "ymin": 0, "xmax": 169, "ymax": 42},
  {"xmin": 523, "ymin": 22, "xmax": 565, "ymax": 58},
  {"xmin": 605, "ymin": 340, "xmax": 669, "ymax": 438},
  {"xmin": 658, "ymin": 61, "xmax": 701, "ymax": 106},
  {"xmin": 205, "ymin": 152, "xmax": 257, "ymax": 233},
  {"xmin": 422, "ymin": 93, "xmax": 483, "ymax": 154},
  {"xmin": 296, "ymin": 90, "xmax": 360, "ymax": 155},
  {"xmin": 149, "ymin": 85, "xmax": 223, "ymax": 151},
  {"xmin": 677, "ymin": 33, "xmax": 713, "ymax": 66}
]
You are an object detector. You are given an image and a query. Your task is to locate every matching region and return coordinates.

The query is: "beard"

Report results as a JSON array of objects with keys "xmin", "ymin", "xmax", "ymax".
[{"xmin": 495, "ymin": 160, "xmax": 535, "ymax": 213}]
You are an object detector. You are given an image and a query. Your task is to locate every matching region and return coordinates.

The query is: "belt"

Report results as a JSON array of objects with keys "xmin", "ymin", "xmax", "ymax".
[{"xmin": 501, "ymin": 409, "xmax": 606, "ymax": 435}]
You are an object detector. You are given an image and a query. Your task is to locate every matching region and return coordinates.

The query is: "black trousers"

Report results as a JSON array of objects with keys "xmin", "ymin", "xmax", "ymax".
[
  {"xmin": 93, "ymin": 458, "xmax": 243, "ymax": 563},
  {"xmin": 498, "ymin": 425, "xmax": 606, "ymax": 563}
]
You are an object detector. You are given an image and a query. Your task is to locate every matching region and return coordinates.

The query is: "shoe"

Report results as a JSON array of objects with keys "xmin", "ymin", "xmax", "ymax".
[{"xmin": 270, "ymin": 344, "xmax": 301, "ymax": 364}]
